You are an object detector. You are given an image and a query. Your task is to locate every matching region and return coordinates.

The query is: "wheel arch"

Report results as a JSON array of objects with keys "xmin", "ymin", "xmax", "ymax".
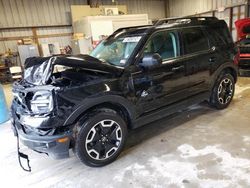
[
  {"xmin": 211, "ymin": 63, "xmax": 238, "ymax": 89},
  {"xmin": 224, "ymin": 67, "xmax": 237, "ymax": 83},
  {"xmin": 63, "ymin": 95, "xmax": 136, "ymax": 129}
]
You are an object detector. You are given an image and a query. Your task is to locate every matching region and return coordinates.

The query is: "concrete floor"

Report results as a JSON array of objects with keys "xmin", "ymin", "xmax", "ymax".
[{"xmin": 1, "ymin": 78, "xmax": 250, "ymax": 188}]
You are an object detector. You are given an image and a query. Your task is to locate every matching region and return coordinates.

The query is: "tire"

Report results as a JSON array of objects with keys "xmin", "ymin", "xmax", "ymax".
[
  {"xmin": 74, "ymin": 111, "xmax": 127, "ymax": 167},
  {"xmin": 209, "ymin": 72, "xmax": 235, "ymax": 109}
]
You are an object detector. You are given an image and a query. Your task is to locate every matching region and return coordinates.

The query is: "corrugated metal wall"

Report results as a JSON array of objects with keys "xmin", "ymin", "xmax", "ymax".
[
  {"xmin": 167, "ymin": 0, "xmax": 247, "ymax": 41},
  {"xmin": 108, "ymin": 0, "xmax": 166, "ymax": 20},
  {"xmin": 0, "ymin": 0, "xmax": 166, "ymax": 54},
  {"xmin": 0, "ymin": 0, "xmax": 87, "ymax": 27},
  {"xmin": 168, "ymin": 0, "xmax": 246, "ymax": 17},
  {"xmin": 0, "ymin": 0, "xmax": 87, "ymax": 54}
]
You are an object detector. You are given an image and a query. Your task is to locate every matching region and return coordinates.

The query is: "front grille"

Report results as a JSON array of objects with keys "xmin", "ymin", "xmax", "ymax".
[
  {"xmin": 239, "ymin": 59, "xmax": 250, "ymax": 68},
  {"xmin": 239, "ymin": 46, "xmax": 250, "ymax": 54}
]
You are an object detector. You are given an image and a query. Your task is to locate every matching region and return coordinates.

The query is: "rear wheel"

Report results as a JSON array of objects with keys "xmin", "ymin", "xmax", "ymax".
[
  {"xmin": 74, "ymin": 111, "xmax": 127, "ymax": 167},
  {"xmin": 209, "ymin": 73, "xmax": 235, "ymax": 109}
]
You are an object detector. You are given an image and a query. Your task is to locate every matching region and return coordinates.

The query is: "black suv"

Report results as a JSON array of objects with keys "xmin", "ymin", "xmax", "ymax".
[{"xmin": 11, "ymin": 17, "xmax": 238, "ymax": 168}]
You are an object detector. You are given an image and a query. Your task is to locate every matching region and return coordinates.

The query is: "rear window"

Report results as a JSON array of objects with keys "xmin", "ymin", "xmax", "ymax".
[{"xmin": 182, "ymin": 27, "xmax": 209, "ymax": 54}]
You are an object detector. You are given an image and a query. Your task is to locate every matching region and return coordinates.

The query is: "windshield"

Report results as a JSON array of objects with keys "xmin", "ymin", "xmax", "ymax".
[{"xmin": 90, "ymin": 35, "xmax": 142, "ymax": 67}]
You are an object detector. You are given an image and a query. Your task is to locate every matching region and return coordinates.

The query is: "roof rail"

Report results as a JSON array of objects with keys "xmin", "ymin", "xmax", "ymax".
[
  {"xmin": 113, "ymin": 24, "xmax": 152, "ymax": 34},
  {"xmin": 106, "ymin": 24, "xmax": 152, "ymax": 41},
  {"xmin": 154, "ymin": 16, "xmax": 218, "ymax": 26}
]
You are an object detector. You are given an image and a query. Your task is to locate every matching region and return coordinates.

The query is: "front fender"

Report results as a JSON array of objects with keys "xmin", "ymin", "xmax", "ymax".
[{"xmin": 63, "ymin": 95, "xmax": 136, "ymax": 126}]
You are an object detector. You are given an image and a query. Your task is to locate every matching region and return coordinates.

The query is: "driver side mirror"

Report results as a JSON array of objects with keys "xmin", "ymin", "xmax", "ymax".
[{"xmin": 140, "ymin": 53, "xmax": 162, "ymax": 70}]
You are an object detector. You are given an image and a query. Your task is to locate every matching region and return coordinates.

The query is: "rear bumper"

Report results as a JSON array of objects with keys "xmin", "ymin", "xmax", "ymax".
[{"xmin": 11, "ymin": 116, "xmax": 72, "ymax": 160}]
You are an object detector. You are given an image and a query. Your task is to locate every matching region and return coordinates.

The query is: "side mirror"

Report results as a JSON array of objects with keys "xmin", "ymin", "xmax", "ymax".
[{"xmin": 140, "ymin": 53, "xmax": 162, "ymax": 69}]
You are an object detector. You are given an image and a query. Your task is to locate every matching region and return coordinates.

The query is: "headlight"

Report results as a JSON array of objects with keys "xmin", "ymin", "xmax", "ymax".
[{"xmin": 30, "ymin": 91, "xmax": 53, "ymax": 114}]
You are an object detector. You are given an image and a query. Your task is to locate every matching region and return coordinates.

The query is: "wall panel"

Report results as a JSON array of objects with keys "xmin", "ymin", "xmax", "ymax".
[
  {"xmin": 0, "ymin": 0, "xmax": 166, "ymax": 53},
  {"xmin": 167, "ymin": 0, "xmax": 246, "ymax": 17},
  {"xmin": 0, "ymin": 0, "xmax": 166, "ymax": 28},
  {"xmin": 167, "ymin": 0, "xmax": 247, "ymax": 41}
]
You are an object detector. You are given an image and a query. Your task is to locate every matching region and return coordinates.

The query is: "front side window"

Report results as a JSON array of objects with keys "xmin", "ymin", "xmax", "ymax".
[
  {"xmin": 143, "ymin": 31, "xmax": 179, "ymax": 60},
  {"xmin": 90, "ymin": 35, "xmax": 142, "ymax": 67},
  {"xmin": 182, "ymin": 27, "xmax": 209, "ymax": 54}
]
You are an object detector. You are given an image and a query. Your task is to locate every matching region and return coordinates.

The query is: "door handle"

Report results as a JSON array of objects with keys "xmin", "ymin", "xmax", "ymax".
[
  {"xmin": 209, "ymin": 57, "xmax": 216, "ymax": 62},
  {"xmin": 172, "ymin": 65, "xmax": 184, "ymax": 71}
]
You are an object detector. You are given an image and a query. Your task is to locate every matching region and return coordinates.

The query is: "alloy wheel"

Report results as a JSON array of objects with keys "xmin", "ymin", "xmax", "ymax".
[
  {"xmin": 85, "ymin": 119, "xmax": 122, "ymax": 160},
  {"xmin": 217, "ymin": 78, "xmax": 233, "ymax": 105}
]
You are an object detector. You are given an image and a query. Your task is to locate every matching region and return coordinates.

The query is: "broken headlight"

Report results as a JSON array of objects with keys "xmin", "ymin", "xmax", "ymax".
[{"xmin": 30, "ymin": 91, "xmax": 53, "ymax": 114}]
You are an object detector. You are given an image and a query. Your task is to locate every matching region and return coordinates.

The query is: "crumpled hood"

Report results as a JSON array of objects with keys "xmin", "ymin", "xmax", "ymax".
[
  {"xmin": 235, "ymin": 18, "xmax": 250, "ymax": 40},
  {"xmin": 23, "ymin": 55, "xmax": 123, "ymax": 85}
]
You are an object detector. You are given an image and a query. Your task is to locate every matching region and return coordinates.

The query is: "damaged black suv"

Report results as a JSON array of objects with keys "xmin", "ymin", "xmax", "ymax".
[{"xmin": 11, "ymin": 17, "xmax": 238, "ymax": 168}]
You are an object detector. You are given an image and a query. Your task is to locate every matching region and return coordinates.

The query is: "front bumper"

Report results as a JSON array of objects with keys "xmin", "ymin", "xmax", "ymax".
[
  {"xmin": 11, "ymin": 115, "xmax": 72, "ymax": 160},
  {"xmin": 239, "ymin": 58, "xmax": 250, "ymax": 69}
]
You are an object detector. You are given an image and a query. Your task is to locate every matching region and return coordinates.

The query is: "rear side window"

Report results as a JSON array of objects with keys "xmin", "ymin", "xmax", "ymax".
[
  {"xmin": 207, "ymin": 22, "xmax": 233, "ymax": 45},
  {"xmin": 182, "ymin": 27, "xmax": 209, "ymax": 54}
]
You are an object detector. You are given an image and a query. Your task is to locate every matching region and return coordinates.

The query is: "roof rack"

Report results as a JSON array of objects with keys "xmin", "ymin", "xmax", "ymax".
[
  {"xmin": 154, "ymin": 16, "xmax": 218, "ymax": 26},
  {"xmin": 113, "ymin": 24, "xmax": 152, "ymax": 34}
]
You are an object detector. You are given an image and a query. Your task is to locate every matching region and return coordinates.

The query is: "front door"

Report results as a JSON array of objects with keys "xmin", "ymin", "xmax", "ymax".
[{"xmin": 131, "ymin": 30, "xmax": 189, "ymax": 116}]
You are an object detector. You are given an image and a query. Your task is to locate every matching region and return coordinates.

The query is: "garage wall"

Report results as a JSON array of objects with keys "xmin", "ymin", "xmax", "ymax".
[
  {"xmin": 167, "ymin": 0, "xmax": 246, "ymax": 17},
  {"xmin": 166, "ymin": 0, "xmax": 247, "ymax": 41},
  {"xmin": 0, "ymin": 0, "xmax": 165, "ymax": 27},
  {"xmin": 0, "ymin": 0, "xmax": 87, "ymax": 54},
  {"xmin": 106, "ymin": 0, "xmax": 166, "ymax": 20},
  {"xmin": 0, "ymin": 0, "xmax": 81, "ymax": 28},
  {"xmin": 0, "ymin": 0, "xmax": 166, "ymax": 54}
]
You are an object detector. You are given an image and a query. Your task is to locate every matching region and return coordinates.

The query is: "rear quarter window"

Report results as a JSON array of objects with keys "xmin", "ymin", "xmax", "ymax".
[
  {"xmin": 182, "ymin": 27, "xmax": 210, "ymax": 54},
  {"xmin": 207, "ymin": 21, "xmax": 233, "ymax": 45}
]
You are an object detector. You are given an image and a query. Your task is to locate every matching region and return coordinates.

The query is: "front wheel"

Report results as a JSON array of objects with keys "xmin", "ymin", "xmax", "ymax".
[
  {"xmin": 74, "ymin": 111, "xmax": 127, "ymax": 167},
  {"xmin": 209, "ymin": 73, "xmax": 235, "ymax": 109}
]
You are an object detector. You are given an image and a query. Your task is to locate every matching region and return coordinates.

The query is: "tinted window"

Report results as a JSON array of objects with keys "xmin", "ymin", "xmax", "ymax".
[
  {"xmin": 182, "ymin": 28, "xmax": 209, "ymax": 54},
  {"xmin": 144, "ymin": 31, "xmax": 179, "ymax": 60},
  {"xmin": 207, "ymin": 28, "xmax": 226, "ymax": 45},
  {"xmin": 206, "ymin": 22, "xmax": 233, "ymax": 46}
]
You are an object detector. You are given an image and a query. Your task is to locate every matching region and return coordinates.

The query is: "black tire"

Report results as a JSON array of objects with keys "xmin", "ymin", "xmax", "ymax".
[
  {"xmin": 74, "ymin": 111, "xmax": 127, "ymax": 167},
  {"xmin": 209, "ymin": 72, "xmax": 235, "ymax": 109}
]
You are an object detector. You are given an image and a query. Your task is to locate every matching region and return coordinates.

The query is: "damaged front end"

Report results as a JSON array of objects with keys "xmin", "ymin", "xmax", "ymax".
[
  {"xmin": 11, "ymin": 55, "xmax": 122, "ymax": 171},
  {"xmin": 11, "ymin": 81, "xmax": 72, "ymax": 172},
  {"xmin": 11, "ymin": 80, "xmax": 72, "ymax": 161}
]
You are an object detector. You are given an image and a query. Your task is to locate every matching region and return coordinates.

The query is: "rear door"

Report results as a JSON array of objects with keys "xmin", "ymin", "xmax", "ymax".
[{"xmin": 180, "ymin": 27, "xmax": 212, "ymax": 95}]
